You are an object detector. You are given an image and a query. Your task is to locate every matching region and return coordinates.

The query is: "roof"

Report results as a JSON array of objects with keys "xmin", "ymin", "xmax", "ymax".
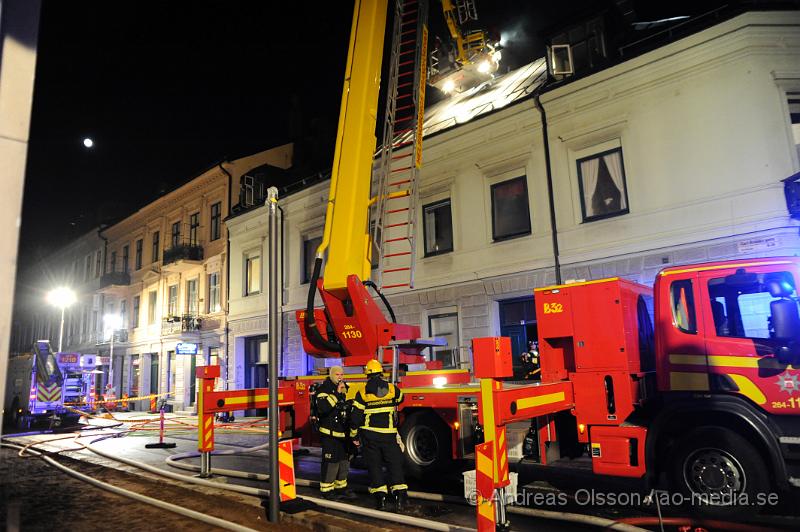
[{"xmin": 418, "ymin": 58, "xmax": 548, "ymax": 139}]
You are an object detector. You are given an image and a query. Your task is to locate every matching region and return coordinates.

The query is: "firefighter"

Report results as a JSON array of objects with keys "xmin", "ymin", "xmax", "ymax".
[
  {"xmin": 315, "ymin": 365, "xmax": 358, "ymax": 500},
  {"xmin": 350, "ymin": 359, "xmax": 407, "ymax": 512}
]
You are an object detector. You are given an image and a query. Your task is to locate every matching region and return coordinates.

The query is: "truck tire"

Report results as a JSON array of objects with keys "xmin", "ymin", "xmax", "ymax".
[
  {"xmin": 668, "ymin": 426, "xmax": 769, "ymax": 517},
  {"xmin": 400, "ymin": 411, "xmax": 452, "ymax": 479}
]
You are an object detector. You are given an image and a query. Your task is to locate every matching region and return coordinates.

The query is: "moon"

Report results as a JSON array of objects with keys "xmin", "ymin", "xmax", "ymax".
[{"xmin": 83, "ymin": 138, "xmax": 94, "ymax": 148}]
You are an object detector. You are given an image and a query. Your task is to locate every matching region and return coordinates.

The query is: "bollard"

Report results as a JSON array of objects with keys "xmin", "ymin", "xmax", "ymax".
[{"xmin": 145, "ymin": 406, "xmax": 177, "ymax": 449}]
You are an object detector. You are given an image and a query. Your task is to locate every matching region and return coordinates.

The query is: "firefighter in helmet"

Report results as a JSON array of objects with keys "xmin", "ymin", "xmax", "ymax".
[
  {"xmin": 350, "ymin": 359, "xmax": 407, "ymax": 511},
  {"xmin": 315, "ymin": 365, "xmax": 357, "ymax": 500}
]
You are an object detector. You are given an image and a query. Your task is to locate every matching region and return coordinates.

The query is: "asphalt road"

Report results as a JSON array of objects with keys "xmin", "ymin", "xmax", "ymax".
[{"xmin": 2, "ymin": 414, "xmax": 798, "ymax": 531}]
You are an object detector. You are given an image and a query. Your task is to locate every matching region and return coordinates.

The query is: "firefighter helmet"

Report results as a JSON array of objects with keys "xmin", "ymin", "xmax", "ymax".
[{"xmin": 364, "ymin": 359, "xmax": 383, "ymax": 375}]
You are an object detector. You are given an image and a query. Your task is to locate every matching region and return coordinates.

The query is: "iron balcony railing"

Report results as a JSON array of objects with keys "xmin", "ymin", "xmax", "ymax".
[
  {"xmin": 161, "ymin": 314, "xmax": 202, "ymax": 335},
  {"xmin": 163, "ymin": 243, "xmax": 204, "ymax": 266}
]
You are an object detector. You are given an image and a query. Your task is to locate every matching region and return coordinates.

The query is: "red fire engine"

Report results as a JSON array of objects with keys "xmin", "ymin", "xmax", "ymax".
[{"xmin": 251, "ymin": 0, "xmax": 800, "ymax": 514}]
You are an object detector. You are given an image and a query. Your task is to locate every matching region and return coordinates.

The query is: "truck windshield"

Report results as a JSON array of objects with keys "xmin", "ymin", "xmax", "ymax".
[{"xmin": 708, "ymin": 271, "xmax": 800, "ymax": 340}]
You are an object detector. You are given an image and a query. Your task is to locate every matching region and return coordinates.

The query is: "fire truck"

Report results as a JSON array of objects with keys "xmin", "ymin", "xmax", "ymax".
[
  {"xmin": 3, "ymin": 340, "xmax": 97, "ymax": 429},
  {"xmin": 257, "ymin": 0, "xmax": 800, "ymax": 513}
]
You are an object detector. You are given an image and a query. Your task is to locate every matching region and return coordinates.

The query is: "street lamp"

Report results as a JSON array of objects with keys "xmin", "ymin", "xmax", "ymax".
[
  {"xmin": 103, "ymin": 313, "xmax": 123, "ymax": 391},
  {"xmin": 46, "ymin": 287, "xmax": 76, "ymax": 352}
]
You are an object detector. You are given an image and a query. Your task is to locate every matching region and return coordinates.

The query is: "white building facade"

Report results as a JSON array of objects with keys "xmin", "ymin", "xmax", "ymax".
[{"xmin": 225, "ymin": 11, "xmax": 800, "ymax": 381}]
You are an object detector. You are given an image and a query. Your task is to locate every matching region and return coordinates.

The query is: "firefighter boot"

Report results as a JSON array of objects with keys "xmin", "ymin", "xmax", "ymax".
[
  {"xmin": 373, "ymin": 492, "xmax": 387, "ymax": 511},
  {"xmin": 394, "ymin": 489, "xmax": 408, "ymax": 513}
]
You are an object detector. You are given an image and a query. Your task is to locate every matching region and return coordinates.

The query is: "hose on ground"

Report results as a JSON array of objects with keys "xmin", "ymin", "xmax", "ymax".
[
  {"xmin": 0, "ymin": 442, "xmax": 260, "ymax": 532},
  {"xmin": 82, "ymin": 439, "xmax": 474, "ymax": 532},
  {"xmin": 164, "ymin": 447, "xmax": 649, "ymax": 532}
]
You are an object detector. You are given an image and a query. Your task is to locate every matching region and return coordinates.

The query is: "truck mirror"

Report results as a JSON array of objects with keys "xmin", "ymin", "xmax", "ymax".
[{"xmin": 775, "ymin": 342, "xmax": 800, "ymax": 366}]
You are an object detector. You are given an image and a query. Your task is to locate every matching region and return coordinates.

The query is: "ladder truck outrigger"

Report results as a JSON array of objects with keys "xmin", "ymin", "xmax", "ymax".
[{"xmin": 249, "ymin": 0, "xmax": 799, "ymax": 523}]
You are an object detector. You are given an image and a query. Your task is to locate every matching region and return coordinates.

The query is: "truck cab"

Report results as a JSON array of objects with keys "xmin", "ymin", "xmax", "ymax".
[{"xmin": 650, "ymin": 257, "xmax": 800, "ymax": 501}]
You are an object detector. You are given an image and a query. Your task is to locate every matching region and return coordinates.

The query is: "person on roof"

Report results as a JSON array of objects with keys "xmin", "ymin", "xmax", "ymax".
[{"xmin": 350, "ymin": 359, "xmax": 407, "ymax": 512}]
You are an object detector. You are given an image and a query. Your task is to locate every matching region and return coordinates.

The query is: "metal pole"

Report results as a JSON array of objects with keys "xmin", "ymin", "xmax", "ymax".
[
  {"xmin": 58, "ymin": 307, "xmax": 65, "ymax": 352},
  {"xmin": 267, "ymin": 187, "xmax": 280, "ymax": 521},
  {"xmin": 108, "ymin": 328, "xmax": 115, "ymax": 391}
]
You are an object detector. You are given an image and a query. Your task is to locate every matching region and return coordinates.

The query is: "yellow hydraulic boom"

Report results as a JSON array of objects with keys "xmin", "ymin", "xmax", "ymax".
[{"xmin": 316, "ymin": 0, "xmax": 388, "ymax": 297}]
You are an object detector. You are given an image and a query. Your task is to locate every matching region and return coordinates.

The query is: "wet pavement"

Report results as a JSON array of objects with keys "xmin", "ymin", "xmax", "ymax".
[{"xmin": 2, "ymin": 413, "xmax": 798, "ymax": 531}]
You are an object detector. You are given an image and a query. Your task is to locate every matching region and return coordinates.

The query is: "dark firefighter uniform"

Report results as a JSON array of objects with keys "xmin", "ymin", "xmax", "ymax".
[
  {"xmin": 315, "ymin": 367, "xmax": 356, "ymax": 500},
  {"xmin": 350, "ymin": 359, "xmax": 408, "ymax": 511}
]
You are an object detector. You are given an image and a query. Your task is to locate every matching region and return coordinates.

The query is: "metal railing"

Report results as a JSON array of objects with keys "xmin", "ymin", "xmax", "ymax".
[
  {"xmin": 163, "ymin": 243, "xmax": 204, "ymax": 266},
  {"xmin": 161, "ymin": 314, "xmax": 202, "ymax": 335}
]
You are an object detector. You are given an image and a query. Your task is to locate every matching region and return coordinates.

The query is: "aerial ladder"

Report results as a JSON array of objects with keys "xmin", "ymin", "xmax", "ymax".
[
  {"xmin": 298, "ymin": 0, "xmax": 436, "ymax": 368},
  {"xmin": 428, "ymin": 0, "xmax": 500, "ymax": 94}
]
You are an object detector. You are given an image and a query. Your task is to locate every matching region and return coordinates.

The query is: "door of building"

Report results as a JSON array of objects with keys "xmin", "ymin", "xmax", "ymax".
[
  {"xmin": 498, "ymin": 297, "xmax": 538, "ymax": 378},
  {"xmin": 189, "ymin": 355, "xmax": 197, "ymax": 406},
  {"xmin": 150, "ymin": 355, "xmax": 159, "ymax": 395},
  {"xmin": 129, "ymin": 355, "xmax": 140, "ymax": 410},
  {"xmin": 244, "ymin": 335, "xmax": 268, "ymax": 417}
]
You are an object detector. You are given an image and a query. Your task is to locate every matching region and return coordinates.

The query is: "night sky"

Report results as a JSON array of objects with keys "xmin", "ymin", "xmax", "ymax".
[{"xmin": 19, "ymin": 0, "xmax": 703, "ymax": 268}]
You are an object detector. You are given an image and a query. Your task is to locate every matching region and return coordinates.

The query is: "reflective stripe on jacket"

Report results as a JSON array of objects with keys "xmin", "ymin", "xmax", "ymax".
[{"xmin": 351, "ymin": 379, "xmax": 404, "ymax": 434}]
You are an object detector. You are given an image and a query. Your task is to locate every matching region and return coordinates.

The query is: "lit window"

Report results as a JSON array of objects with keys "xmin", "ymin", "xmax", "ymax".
[
  {"xmin": 423, "ymin": 199, "xmax": 453, "ymax": 256},
  {"xmin": 208, "ymin": 272, "xmax": 220, "ymax": 313},
  {"xmin": 429, "ymin": 312, "xmax": 460, "ymax": 368},
  {"xmin": 245, "ymin": 253, "xmax": 261, "ymax": 295},
  {"xmin": 577, "ymin": 147, "xmax": 629, "ymax": 222},
  {"xmin": 148, "ymin": 290, "xmax": 157, "ymax": 324},
  {"xmin": 186, "ymin": 278, "xmax": 198, "ymax": 315}
]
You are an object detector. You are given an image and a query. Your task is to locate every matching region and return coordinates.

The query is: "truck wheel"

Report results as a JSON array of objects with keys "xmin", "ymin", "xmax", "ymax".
[
  {"xmin": 400, "ymin": 411, "xmax": 452, "ymax": 479},
  {"xmin": 668, "ymin": 427, "xmax": 768, "ymax": 517}
]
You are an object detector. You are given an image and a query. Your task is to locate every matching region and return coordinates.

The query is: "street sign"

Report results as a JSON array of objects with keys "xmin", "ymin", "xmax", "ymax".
[{"xmin": 176, "ymin": 342, "xmax": 198, "ymax": 355}]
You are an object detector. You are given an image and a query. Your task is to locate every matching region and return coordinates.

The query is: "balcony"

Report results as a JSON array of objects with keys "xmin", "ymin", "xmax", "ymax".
[
  {"xmin": 162, "ymin": 243, "xmax": 204, "ymax": 272},
  {"xmin": 92, "ymin": 270, "xmax": 131, "ymax": 295},
  {"xmin": 161, "ymin": 314, "xmax": 202, "ymax": 336},
  {"xmin": 95, "ymin": 329, "xmax": 129, "ymax": 346}
]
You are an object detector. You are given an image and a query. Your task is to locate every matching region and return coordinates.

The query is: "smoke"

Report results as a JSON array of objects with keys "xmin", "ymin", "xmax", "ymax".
[{"xmin": 499, "ymin": 21, "xmax": 528, "ymax": 49}]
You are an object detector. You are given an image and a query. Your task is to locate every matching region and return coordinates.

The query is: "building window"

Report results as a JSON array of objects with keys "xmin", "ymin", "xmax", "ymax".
[
  {"xmin": 490, "ymin": 176, "xmax": 531, "ymax": 241},
  {"xmin": 428, "ymin": 312, "xmax": 460, "ymax": 368},
  {"xmin": 120, "ymin": 299, "xmax": 127, "ymax": 327},
  {"xmin": 208, "ymin": 272, "xmax": 220, "ymax": 313},
  {"xmin": 577, "ymin": 147, "xmax": 629, "ymax": 222},
  {"xmin": 302, "ymin": 236, "xmax": 322, "ymax": 284},
  {"xmin": 789, "ymin": 92, "xmax": 800, "ymax": 162},
  {"xmin": 245, "ymin": 253, "xmax": 261, "ymax": 295},
  {"xmin": 152, "ymin": 231, "xmax": 160, "ymax": 262},
  {"xmin": 84, "ymin": 255, "xmax": 91, "ymax": 281},
  {"xmin": 189, "ymin": 212, "xmax": 199, "ymax": 246},
  {"xmin": 95, "ymin": 250, "xmax": 102, "ymax": 277},
  {"xmin": 186, "ymin": 278, "xmax": 198, "ymax": 315},
  {"xmin": 167, "ymin": 284, "xmax": 178, "ymax": 316},
  {"xmin": 147, "ymin": 290, "xmax": 157, "ymax": 324},
  {"xmin": 423, "ymin": 199, "xmax": 453, "ymax": 257},
  {"xmin": 122, "ymin": 245, "xmax": 129, "ymax": 273},
  {"xmin": 135, "ymin": 239, "xmax": 143, "ymax": 270},
  {"xmin": 210, "ymin": 202, "xmax": 221, "ymax": 241},
  {"xmin": 109, "ymin": 251, "xmax": 117, "ymax": 273},
  {"xmin": 168, "ymin": 351, "xmax": 176, "ymax": 393},
  {"xmin": 132, "ymin": 296, "xmax": 140, "ymax": 328},
  {"xmin": 171, "ymin": 221, "xmax": 181, "ymax": 247}
]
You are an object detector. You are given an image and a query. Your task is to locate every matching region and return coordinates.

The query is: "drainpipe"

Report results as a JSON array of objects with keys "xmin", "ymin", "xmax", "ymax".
[
  {"xmin": 218, "ymin": 161, "xmax": 233, "ymax": 391},
  {"xmin": 534, "ymin": 91, "xmax": 562, "ymax": 285}
]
